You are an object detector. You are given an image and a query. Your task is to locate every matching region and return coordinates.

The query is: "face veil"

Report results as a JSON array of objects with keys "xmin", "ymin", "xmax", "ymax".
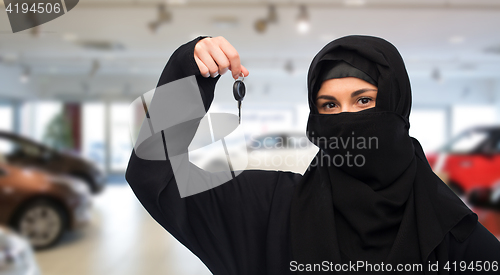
[{"xmin": 289, "ymin": 35, "xmax": 477, "ymax": 274}]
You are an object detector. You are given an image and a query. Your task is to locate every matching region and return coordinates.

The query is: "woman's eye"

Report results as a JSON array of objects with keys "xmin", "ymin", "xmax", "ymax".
[
  {"xmin": 358, "ymin": 97, "xmax": 372, "ymax": 105},
  {"xmin": 322, "ymin": 102, "xmax": 337, "ymax": 109}
]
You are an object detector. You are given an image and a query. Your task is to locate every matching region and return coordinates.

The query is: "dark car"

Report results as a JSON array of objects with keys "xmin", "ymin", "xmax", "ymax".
[
  {"xmin": 0, "ymin": 162, "xmax": 92, "ymax": 249},
  {"xmin": 0, "ymin": 131, "xmax": 105, "ymax": 194}
]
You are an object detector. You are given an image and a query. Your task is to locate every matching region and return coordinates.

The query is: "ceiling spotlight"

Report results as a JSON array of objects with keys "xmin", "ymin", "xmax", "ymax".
[
  {"xmin": 157, "ymin": 4, "xmax": 172, "ymax": 22},
  {"xmin": 148, "ymin": 4, "xmax": 172, "ymax": 33},
  {"xmin": 254, "ymin": 18, "xmax": 268, "ymax": 34},
  {"xmin": 254, "ymin": 4, "xmax": 278, "ymax": 34},
  {"xmin": 296, "ymin": 5, "xmax": 310, "ymax": 34},
  {"xmin": 19, "ymin": 66, "xmax": 30, "ymax": 84},
  {"xmin": 148, "ymin": 21, "xmax": 160, "ymax": 33},
  {"xmin": 30, "ymin": 26, "xmax": 41, "ymax": 37},
  {"xmin": 267, "ymin": 4, "xmax": 278, "ymax": 24},
  {"xmin": 27, "ymin": 13, "xmax": 41, "ymax": 37}
]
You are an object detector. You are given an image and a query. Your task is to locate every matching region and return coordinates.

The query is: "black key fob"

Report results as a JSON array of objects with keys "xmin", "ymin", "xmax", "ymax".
[
  {"xmin": 233, "ymin": 75, "xmax": 245, "ymax": 124},
  {"xmin": 233, "ymin": 80, "xmax": 246, "ymax": 101}
]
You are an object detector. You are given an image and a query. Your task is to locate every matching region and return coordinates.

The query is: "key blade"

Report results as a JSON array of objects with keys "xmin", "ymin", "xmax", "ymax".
[{"xmin": 238, "ymin": 101, "xmax": 242, "ymax": 124}]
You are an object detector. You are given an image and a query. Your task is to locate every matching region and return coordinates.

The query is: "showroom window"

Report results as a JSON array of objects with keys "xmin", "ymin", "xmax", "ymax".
[
  {"xmin": 111, "ymin": 103, "xmax": 132, "ymax": 172},
  {"xmin": 83, "ymin": 102, "xmax": 106, "ymax": 171},
  {"xmin": 452, "ymin": 105, "xmax": 496, "ymax": 136},
  {"xmin": 409, "ymin": 109, "xmax": 447, "ymax": 153},
  {"xmin": 20, "ymin": 101, "xmax": 62, "ymax": 142},
  {"xmin": 0, "ymin": 104, "xmax": 13, "ymax": 131}
]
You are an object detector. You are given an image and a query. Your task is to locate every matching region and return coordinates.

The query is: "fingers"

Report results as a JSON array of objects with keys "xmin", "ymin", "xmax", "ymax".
[
  {"xmin": 194, "ymin": 36, "xmax": 250, "ymax": 79},
  {"xmin": 219, "ymin": 66, "xmax": 229, "ymax": 76},
  {"xmin": 194, "ymin": 56, "xmax": 210, "ymax": 78},
  {"xmin": 229, "ymin": 66, "xmax": 249, "ymax": 79},
  {"xmin": 218, "ymin": 37, "xmax": 244, "ymax": 79},
  {"xmin": 228, "ymin": 64, "xmax": 249, "ymax": 79},
  {"xmin": 195, "ymin": 42, "xmax": 220, "ymax": 78},
  {"xmin": 209, "ymin": 46, "xmax": 231, "ymax": 77}
]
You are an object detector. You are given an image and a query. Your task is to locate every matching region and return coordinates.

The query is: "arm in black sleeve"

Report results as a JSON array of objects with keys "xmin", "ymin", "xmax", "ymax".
[
  {"xmin": 449, "ymin": 221, "xmax": 500, "ymax": 274},
  {"xmin": 155, "ymin": 36, "xmax": 216, "ymax": 112},
  {"xmin": 125, "ymin": 36, "xmax": 296, "ymax": 275}
]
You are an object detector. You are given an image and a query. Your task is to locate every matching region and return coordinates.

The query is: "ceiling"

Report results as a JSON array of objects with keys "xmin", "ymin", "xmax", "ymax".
[{"xmin": 0, "ymin": 0, "xmax": 499, "ymax": 103}]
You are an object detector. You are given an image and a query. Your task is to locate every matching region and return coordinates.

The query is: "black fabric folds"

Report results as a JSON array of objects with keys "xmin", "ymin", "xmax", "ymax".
[
  {"xmin": 290, "ymin": 35, "xmax": 478, "ymax": 274},
  {"xmin": 313, "ymin": 60, "xmax": 377, "ymax": 101}
]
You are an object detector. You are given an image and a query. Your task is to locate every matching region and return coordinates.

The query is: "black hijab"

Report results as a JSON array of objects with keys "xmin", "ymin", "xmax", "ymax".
[{"xmin": 290, "ymin": 35, "xmax": 477, "ymax": 274}]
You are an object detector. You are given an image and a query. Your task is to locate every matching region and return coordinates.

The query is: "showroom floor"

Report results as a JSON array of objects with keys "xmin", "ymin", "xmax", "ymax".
[{"xmin": 35, "ymin": 184, "xmax": 213, "ymax": 275}]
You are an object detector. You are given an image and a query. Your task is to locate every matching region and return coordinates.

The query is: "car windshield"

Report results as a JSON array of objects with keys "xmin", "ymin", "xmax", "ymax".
[{"xmin": 440, "ymin": 129, "xmax": 489, "ymax": 154}]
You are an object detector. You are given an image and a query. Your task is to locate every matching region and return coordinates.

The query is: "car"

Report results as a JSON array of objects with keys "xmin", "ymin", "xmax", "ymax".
[
  {"xmin": 0, "ymin": 131, "xmax": 105, "ymax": 194},
  {"xmin": 425, "ymin": 126, "xmax": 500, "ymax": 195},
  {"xmin": 467, "ymin": 180, "xmax": 500, "ymax": 211},
  {"xmin": 466, "ymin": 183, "xmax": 500, "ymax": 238},
  {"xmin": 0, "ymin": 225, "xmax": 41, "ymax": 275},
  {"xmin": 0, "ymin": 161, "xmax": 92, "ymax": 249}
]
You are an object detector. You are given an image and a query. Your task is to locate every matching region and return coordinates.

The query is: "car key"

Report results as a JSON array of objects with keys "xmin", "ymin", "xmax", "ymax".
[{"xmin": 233, "ymin": 73, "xmax": 246, "ymax": 124}]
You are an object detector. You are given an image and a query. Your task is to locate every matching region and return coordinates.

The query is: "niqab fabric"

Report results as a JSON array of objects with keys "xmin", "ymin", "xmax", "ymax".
[
  {"xmin": 314, "ymin": 60, "xmax": 377, "ymax": 95},
  {"xmin": 290, "ymin": 35, "xmax": 478, "ymax": 274}
]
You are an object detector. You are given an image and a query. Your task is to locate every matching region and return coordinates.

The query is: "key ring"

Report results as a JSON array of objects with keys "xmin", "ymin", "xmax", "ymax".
[{"xmin": 237, "ymin": 72, "xmax": 244, "ymax": 82}]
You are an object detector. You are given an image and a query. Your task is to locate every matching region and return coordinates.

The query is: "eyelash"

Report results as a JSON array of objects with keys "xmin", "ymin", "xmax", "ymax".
[{"xmin": 321, "ymin": 97, "xmax": 374, "ymax": 109}]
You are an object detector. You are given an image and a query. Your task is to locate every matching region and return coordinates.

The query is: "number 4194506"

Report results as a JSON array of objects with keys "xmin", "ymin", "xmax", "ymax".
[{"xmin": 5, "ymin": 2, "xmax": 61, "ymax": 14}]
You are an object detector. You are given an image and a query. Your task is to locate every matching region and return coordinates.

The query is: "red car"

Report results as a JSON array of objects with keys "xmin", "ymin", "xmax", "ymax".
[{"xmin": 426, "ymin": 126, "xmax": 500, "ymax": 196}]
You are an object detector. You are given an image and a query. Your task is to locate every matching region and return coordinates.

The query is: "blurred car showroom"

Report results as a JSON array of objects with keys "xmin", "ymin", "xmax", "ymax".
[{"xmin": 1, "ymin": 0, "xmax": 500, "ymax": 274}]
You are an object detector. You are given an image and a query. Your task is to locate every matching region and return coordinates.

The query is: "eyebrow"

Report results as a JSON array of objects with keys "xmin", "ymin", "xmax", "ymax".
[{"xmin": 316, "ymin": 88, "xmax": 378, "ymax": 101}]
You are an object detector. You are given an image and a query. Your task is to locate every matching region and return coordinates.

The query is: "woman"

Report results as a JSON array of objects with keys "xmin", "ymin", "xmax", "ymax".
[{"xmin": 126, "ymin": 35, "xmax": 500, "ymax": 274}]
